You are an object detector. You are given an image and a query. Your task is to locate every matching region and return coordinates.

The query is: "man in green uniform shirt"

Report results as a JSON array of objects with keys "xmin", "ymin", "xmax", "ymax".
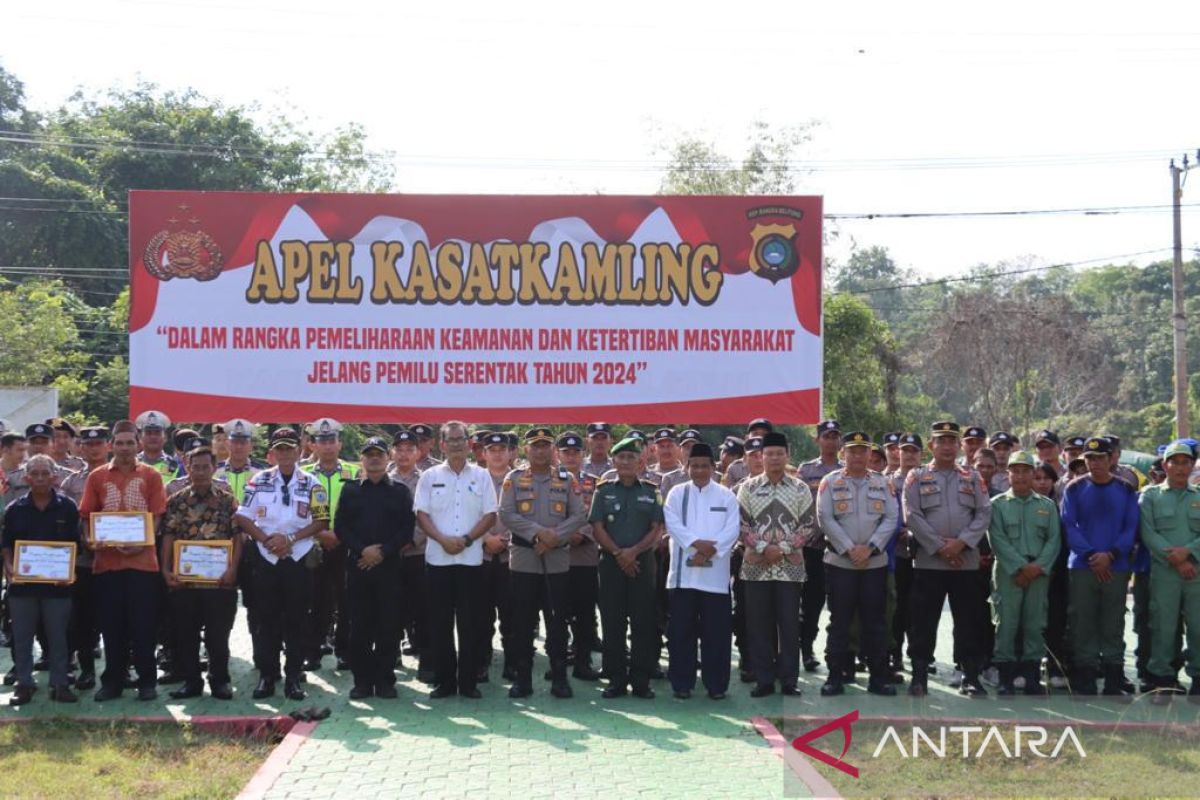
[
  {"xmin": 589, "ymin": 435, "xmax": 664, "ymax": 699},
  {"xmin": 1138, "ymin": 441, "xmax": 1200, "ymax": 703},
  {"xmin": 987, "ymin": 451, "xmax": 1061, "ymax": 695}
]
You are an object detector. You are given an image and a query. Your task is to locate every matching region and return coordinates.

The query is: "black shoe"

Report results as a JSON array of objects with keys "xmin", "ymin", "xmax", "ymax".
[
  {"xmin": 958, "ymin": 677, "xmax": 988, "ymax": 698},
  {"xmin": 867, "ymin": 681, "xmax": 897, "ymax": 697},
  {"xmin": 349, "ymin": 685, "xmax": 374, "ymax": 700},
  {"xmin": 601, "ymin": 685, "xmax": 628, "ymax": 699},
  {"xmin": 673, "ymin": 689, "xmax": 692, "ymax": 700},
  {"xmin": 75, "ymin": 672, "xmax": 96, "ymax": 691},
  {"xmin": 169, "ymin": 682, "xmax": 204, "ymax": 699},
  {"xmin": 751, "ymin": 683, "xmax": 775, "ymax": 698},
  {"xmin": 376, "ymin": 684, "xmax": 398, "ymax": 699},
  {"xmin": 252, "ymin": 678, "xmax": 276, "ymax": 699},
  {"xmin": 49, "ymin": 685, "xmax": 78, "ymax": 703},
  {"xmin": 429, "ymin": 685, "xmax": 457, "ymax": 699},
  {"xmin": 418, "ymin": 667, "xmax": 436, "ymax": 685},
  {"xmin": 459, "ymin": 687, "xmax": 482, "ymax": 699},
  {"xmin": 210, "ymin": 682, "xmax": 234, "ymax": 700},
  {"xmin": 707, "ymin": 690, "xmax": 726, "ymax": 700},
  {"xmin": 1071, "ymin": 668, "xmax": 1098, "ymax": 697},
  {"xmin": 781, "ymin": 683, "xmax": 801, "ymax": 696},
  {"xmin": 9, "ymin": 685, "xmax": 35, "ymax": 706},
  {"xmin": 802, "ymin": 654, "xmax": 820, "ymax": 672},
  {"xmin": 508, "ymin": 683, "xmax": 532, "ymax": 699},
  {"xmin": 33, "ymin": 657, "xmax": 48, "ymax": 671},
  {"xmin": 820, "ymin": 680, "xmax": 844, "ymax": 697},
  {"xmin": 573, "ymin": 665, "xmax": 601, "ymax": 682},
  {"xmin": 94, "ymin": 685, "xmax": 123, "ymax": 702},
  {"xmin": 284, "ymin": 678, "xmax": 306, "ymax": 701},
  {"xmin": 631, "ymin": 685, "xmax": 655, "ymax": 699},
  {"xmin": 739, "ymin": 670, "xmax": 756, "ymax": 684},
  {"xmin": 550, "ymin": 680, "xmax": 573, "ymax": 699},
  {"xmin": 2, "ymin": 668, "xmax": 15, "ymax": 686},
  {"xmin": 137, "ymin": 686, "xmax": 158, "ymax": 701},
  {"xmin": 501, "ymin": 665, "xmax": 518, "ymax": 682},
  {"xmin": 908, "ymin": 681, "xmax": 927, "ymax": 698}
]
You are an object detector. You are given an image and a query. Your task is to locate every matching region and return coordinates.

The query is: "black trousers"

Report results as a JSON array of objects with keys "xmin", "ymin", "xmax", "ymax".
[
  {"xmin": 825, "ymin": 564, "xmax": 888, "ymax": 671},
  {"xmin": 666, "ymin": 588, "xmax": 732, "ymax": 694},
  {"xmin": 954, "ymin": 568, "xmax": 994, "ymax": 667},
  {"xmin": 731, "ymin": 550, "xmax": 750, "ymax": 668},
  {"xmin": 476, "ymin": 557, "xmax": 514, "ymax": 675},
  {"xmin": 96, "ymin": 569, "xmax": 160, "ymax": 691},
  {"xmin": 891, "ymin": 557, "xmax": 914, "ymax": 660},
  {"xmin": 800, "ymin": 546, "xmax": 826, "ymax": 654},
  {"xmin": 399, "ymin": 555, "xmax": 428, "ymax": 658},
  {"xmin": 511, "ymin": 569, "xmax": 570, "ymax": 683},
  {"xmin": 745, "ymin": 580, "xmax": 802, "ymax": 686},
  {"xmin": 426, "ymin": 564, "xmax": 482, "ymax": 692},
  {"xmin": 346, "ymin": 557, "xmax": 403, "ymax": 689},
  {"xmin": 909, "ymin": 568, "xmax": 985, "ymax": 671},
  {"xmin": 172, "ymin": 586, "xmax": 237, "ymax": 685},
  {"xmin": 567, "ymin": 565, "xmax": 600, "ymax": 664},
  {"xmin": 1045, "ymin": 545, "xmax": 1072, "ymax": 676},
  {"xmin": 598, "ymin": 550, "xmax": 658, "ymax": 690},
  {"xmin": 69, "ymin": 566, "xmax": 99, "ymax": 673},
  {"xmin": 311, "ymin": 545, "xmax": 349, "ymax": 659},
  {"xmin": 252, "ymin": 555, "xmax": 312, "ymax": 680}
]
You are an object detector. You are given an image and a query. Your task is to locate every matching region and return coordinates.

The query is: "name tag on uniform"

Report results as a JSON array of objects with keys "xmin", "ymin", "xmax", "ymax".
[
  {"xmin": 710, "ymin": 506, "xmax": 728, "ymax": 512},
  {"xmin": 636, "ymin": 496, "xmax": 654, "ymax": 504},
  {"xmin": 432, "ymin": 483, "xmax": 445, "ymax": 488}
]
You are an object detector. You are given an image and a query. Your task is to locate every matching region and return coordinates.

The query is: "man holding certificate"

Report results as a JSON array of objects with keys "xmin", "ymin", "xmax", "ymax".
[
  {"xmin": 2, "ymin": 454, "xmax": 80, "ymax": 705},
  {"xmin": 235, "ymin": 428, "xmax": 330, "ymax": 702},
  {"xmin": 160, "ymin": 445, "xmax": 242, "ymax": 700},
  {"xmin": 335, "ymin": 437, "xmax": 415, "ymax": 699},
  {"xmin": 79, "ymin": 420, "xmax": 167, "ymax": 702}
]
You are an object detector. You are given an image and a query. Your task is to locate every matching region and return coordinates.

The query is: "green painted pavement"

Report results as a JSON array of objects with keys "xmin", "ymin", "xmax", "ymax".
[{"xmin": 1, "ymin": 598, "xmax": 1198, "ymax": 798}]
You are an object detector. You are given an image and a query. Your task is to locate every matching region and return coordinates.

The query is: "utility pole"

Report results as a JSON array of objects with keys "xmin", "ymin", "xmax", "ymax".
[{"xmin": 1171, "ymin": 150, "xmax": 1199, "ymax": 438}]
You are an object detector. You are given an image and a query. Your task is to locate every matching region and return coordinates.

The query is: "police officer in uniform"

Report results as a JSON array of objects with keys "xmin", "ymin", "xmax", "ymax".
[
  {"xmin": 889, "ymin": 433, "xmax": 923, "ymax": 675},
  {"xmin": 302, "ymin": 418, "xmax": 360, "ymax": 671},
  {"xmin": 235, "ymin": 428, "xmax": 330, "ymax": 701},
  {"xmin": 816, "ymin": 432, "xmax": 899, "ymax": 696},
  {"xmin": 478, "ymin": 431, "xmax": 517, "ymax": 683},
  {"xmin": 1138, "ymin": 441, "xmax": 1200, "ymax": 702},
  {"xmin": 556, "ymin": 431, "xmax": 603, "ymax": 680},
  {"xmin": 988, "ymin": 432, "xmax": 1018, "ymax": 493},
  {"xmin": 46, "ymin": 417, "xmax": 86, "ymax": 472},
  {"xmin": 583, "ymin": 423, "xmax": 614, "ymax": 479},
  {"xmin": 388, "ymin": 429, "xmax": 430, "ymax": 680},
  {"xmin": 987, "ymin": 450, "xmax": 1061, "ymax": 695},
  {"xmin": 135, "ymin": 410, "xmax": 183, "ymax": 483},
  {"xmin": 903, "ymin": 421, "xmax": 993, "ymax": 697},
  {"xmin": 798, "ymin": 419, "xmax": 844, "ymax": 672},
  {"xmin": 499, "ymin": 428, "xmax": 586, "ymax": 698},
  {"xmin": 589, "ymin": 435, "xmax": 665, "ymax": 699},
  {"xmin": 410, "ymin": 424, "xmax": 442, "ymax": 471}
]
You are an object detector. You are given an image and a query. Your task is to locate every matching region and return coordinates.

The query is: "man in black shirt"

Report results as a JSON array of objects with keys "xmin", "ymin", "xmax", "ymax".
[
  {"xmin": 2, "ymin": 454, "xmax": 81, "ymax": 705},
  {"xmin": 336, "ymin": 437, "xmax": 416, "ymax": 699}
]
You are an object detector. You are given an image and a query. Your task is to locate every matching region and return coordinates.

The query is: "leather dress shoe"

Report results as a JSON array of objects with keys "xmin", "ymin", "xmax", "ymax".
[
  {"xmin": 252, "ymin": 678, "xmax": 276, "ymax": 699},
  {"xmin": 429, "ymin": 685, "xmax": 457, "ymax": 699},
  {"xmin": 601, "ymin": 685, "xmax": 627, "ymax": 699},
  {"xmin": 210, "ymin": 682, "xmax": 234, "ymax": 700},
  {"xmin": 550, "ymin": 680, "xmax": 573, "ymax": 699},
  {"xmin": 137, "ymin": 686, "xmax": 158, "ymax": 701},
  {"xmin": 49, "ymin": 685, "xmax": 78, "ymax": 703},
  {"xmin": 169, "ymin": 682, "xmax": 204, "ymax": 700},
  {"xmin": 631, "ymin": 685, "xmax": 655, "ymax": 699},
  {"xmin": 673, "ymin": 689, "xmax": 692, "ymax": 699},
  {"xmin": 459, "ymin": 687, "xmax": 482, "ymax": 699},
  {"xmin": 349, "ymin": 685, "xmax": 374, "ymax": 700},
  {"xmin": 94, "ymin": 685, "xmax": 123, "ymax": 702},
  {"xmin": 750, "ymin": 683, "xmax": 775, "ymax": 698},
  {"xmin": 573, "ymin": 664, "xmax": 601, "ymax": 682},
  {"xmin": 284, "ymin": 678, "xmax": 307, "ymax": 701},
  {"xmin": 9, "ymin": 685, "xmax": 34, "ymax": 706},
  {"xmin": 375, "ymin": 684, "xmax": 398, "ymax": 699},
  {"xmin": 75, "ymin": 672, "xmax": 96, "ymax": 690},
  {"xmin": 780, "ymin": 683, "xmax": 801, "ymax": 696}
]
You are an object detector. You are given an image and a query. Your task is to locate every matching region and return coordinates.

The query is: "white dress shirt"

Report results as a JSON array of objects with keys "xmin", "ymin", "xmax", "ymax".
[
  {"xmin": 414, "ymin": 461, "xmax": 498, "ymax": 567},
  {"xmin": 663, "ymin": 479, "xmax": 740, "ymax": 594}
]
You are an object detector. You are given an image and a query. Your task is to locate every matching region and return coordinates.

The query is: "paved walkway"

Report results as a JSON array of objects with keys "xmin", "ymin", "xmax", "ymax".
[{"xmin": 2, "ymin": 601, "xmax": 1198, "ymax": 798}]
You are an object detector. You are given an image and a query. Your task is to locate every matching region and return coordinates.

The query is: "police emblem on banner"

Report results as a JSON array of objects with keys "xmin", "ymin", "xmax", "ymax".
[
  {"xmin": 143, "ymin": 205, "xmax": 224, "ymax": 281},
  {"xmin": 748, "ymin": 222, "xmax": 800, "ymax": 284}
]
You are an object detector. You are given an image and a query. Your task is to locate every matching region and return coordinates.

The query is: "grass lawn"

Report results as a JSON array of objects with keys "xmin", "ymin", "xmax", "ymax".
[
  {"xmin": 778, "ymin": 720, "xmax": 1200, "ymax": 798},
  {"xmin": 0, "ymin": 719, "xmax": 275, "ymax": 799}
]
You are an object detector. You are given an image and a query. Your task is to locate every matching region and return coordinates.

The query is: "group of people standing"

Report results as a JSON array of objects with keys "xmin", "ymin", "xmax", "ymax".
[{"xmin": 2, "ymin": 412, "xmax": 1199, "ymax": 707}]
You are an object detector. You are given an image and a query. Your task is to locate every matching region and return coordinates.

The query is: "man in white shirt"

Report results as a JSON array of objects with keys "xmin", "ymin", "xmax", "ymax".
[
  {"xmin": 413, "ymin": 421, "xmax": 498, "ymax": 699},
  {"xmin": 663, "ymin": 442, "xmax": 741, "ymax": 700}
]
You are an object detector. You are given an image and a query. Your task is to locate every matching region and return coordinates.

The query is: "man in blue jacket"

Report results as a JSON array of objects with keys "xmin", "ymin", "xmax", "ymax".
[{"xmin": 1060, "ymin": 437, "xmax": 1140, "ymax": 697}]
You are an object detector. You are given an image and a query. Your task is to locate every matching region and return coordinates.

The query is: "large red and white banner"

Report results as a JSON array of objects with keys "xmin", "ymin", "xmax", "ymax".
[{"xmin": 128, "ymin": 191, "xmax": 822, "ymax": 424}]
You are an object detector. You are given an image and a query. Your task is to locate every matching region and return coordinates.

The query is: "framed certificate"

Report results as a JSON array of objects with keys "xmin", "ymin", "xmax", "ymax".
[
  {"xmin": 12, "ymin": 541, "xmax": 76, "ymax": 584},
  {"xmin": 89, "ymin": 511, "xmax": 154, "ymax": 547},
  {"xmin": 173, "ymin": 540, "xmax": 233, "ymax": 584}
]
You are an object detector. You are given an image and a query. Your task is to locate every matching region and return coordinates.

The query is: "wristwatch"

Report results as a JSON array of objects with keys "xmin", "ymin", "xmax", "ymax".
[{"xmin": 462, "ymin": 534, "xmax": 473, "ymax": 547}]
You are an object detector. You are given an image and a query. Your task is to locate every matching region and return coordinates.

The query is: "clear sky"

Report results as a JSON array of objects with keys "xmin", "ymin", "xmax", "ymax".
[{"xmin": 6, "ymin": 0, "xmax": 1200, "ymax": 277}]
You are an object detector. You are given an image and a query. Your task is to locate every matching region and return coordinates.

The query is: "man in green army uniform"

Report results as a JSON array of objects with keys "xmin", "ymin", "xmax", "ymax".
[
  {"xmin": 1138, "ymin": 441, "xmax": 1200, "ymax": 703},
  {"xmin": 589, "ymin": 435, "xmax": 665, "ymax": 699},
  {"xmin": 987, "ymin": 451, "xmax": 1061, "ymax": 695}
]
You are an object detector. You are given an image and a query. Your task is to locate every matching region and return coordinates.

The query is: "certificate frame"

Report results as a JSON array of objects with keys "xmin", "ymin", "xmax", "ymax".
[
  {"xmin": 12, "ymin": 540, "xmax": 76, "ymax": 584},
  {"xmin": 89, "ymin": 511, "xmax": 155, "ymax": 547},
  {"xmin": 173, "ymin": 539, "xmax": 233, "ymax": 585}
]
